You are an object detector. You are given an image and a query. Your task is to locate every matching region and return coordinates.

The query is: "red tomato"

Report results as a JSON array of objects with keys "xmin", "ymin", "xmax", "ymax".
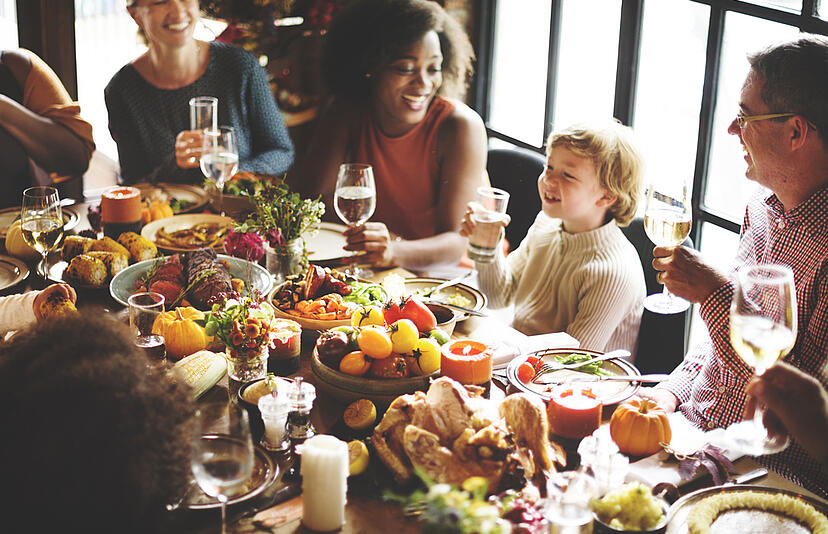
[
  {"xmin": 517, "ymin": 362, "xmax": 536, "ymax": 383},
  {"xmin": 369, "ymin": 354, "xmax": 409, "ymax": 378},
  {"xmin": 525, "ymin": 356, "xmax": 542, "ymax": 371},
  {"xmin": 382, "ymin": 299, "xmax": 404, "ymax": 325},
  {"xmin": 399, "ymin": 296, "xmax": 437, "ymax": 333}
]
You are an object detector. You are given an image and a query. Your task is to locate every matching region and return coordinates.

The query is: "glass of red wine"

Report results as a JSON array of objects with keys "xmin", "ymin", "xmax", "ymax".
[{"xmin": 128, "ymin": 292, "xmax": 166, "ymax": 363}]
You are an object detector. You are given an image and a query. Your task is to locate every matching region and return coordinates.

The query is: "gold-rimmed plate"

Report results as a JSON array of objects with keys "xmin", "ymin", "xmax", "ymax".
[
  {"xmin": 141, "ymin": 213, "xmax": 233, "ymax": 253},
  {"xmin": 0, "ymin": 205, "xmax": 79, "ymax": 239},
  {"xmin": 403, "ymin": 277, "xmax": 487, "ymax": 321},
  {"xmin": 185, "ymin": 437, "xmax": 278, "ymax": 510},
  {"xmin": 133, "ymin": 182, "xmax": 208, "ymax": 214},
  {"xmin": 0, "ymin": 254, "xmax": 29, "ymax": 293}
]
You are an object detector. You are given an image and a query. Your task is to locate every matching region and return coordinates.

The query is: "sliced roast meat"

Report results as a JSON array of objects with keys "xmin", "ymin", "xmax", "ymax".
[{"xmin": 186, "ymin": 249, "xmax": 232, "ymax": 309}]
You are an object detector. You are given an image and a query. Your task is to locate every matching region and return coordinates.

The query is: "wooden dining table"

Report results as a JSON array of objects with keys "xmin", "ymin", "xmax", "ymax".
[{"xmin": 3, "ymin": 198, "xmax": 825, "ymax": 534}]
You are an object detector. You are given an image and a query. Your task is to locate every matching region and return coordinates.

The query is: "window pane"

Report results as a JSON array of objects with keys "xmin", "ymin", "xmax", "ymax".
[
  {"xmin": 489, "ymin": 0, "xmax": 552, "ymax": 146},
  {"xmin": 634, "ymin": 0, "xmax": 708, "ymax": 191},
  {"xmin": 703, "ymin": 13, "xmax": 797, "ymax": 222},
  {"xmin": 552, "ymin": 0, "xmax": 620, "ymax": 130},
  {"xmin": 742, "ymin": 0, "xmax": 801, "ymax": 13},
  {"xmin": 818, "ymin": 0, "xmax": 827, "ymax": 19},
  {"xmin": 0, "ymin": 0, "xmax": 17, "ymax": 49}
]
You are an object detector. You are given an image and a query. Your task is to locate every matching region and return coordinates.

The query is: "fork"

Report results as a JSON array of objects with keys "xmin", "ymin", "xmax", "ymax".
[
  {"xmin": 420, "ymin": 270, "xmax": 473, "ymax": 298},
  {"xmin": 530, "ymin": 349, "xmax": 630, "ymax": 382}
]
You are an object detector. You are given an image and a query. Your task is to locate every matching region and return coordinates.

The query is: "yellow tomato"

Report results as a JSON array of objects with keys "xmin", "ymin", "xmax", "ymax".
[
  {"xmin": 357, "ymin": 325, "xmax": 393, "ymax": 359},
  {"xmin": 339, "ymin": 351, "xmax": 372, "ymax": 376},
  {"xmin": 389, "ymin": 319, "xmax": 419, "ymax": 354},
  {"xmin": 405, "ymin": 337, "xmax": 441, "ymax": 376},
  {"xmin": 350, "ymin": 305, "xmax": 385, "ymax": 328}
]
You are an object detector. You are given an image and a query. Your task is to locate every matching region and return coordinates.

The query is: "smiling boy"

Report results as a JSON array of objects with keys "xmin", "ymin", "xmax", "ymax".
[{"xmin": 462, "ymin": 121, "xmax": 646, "ymax": 353}]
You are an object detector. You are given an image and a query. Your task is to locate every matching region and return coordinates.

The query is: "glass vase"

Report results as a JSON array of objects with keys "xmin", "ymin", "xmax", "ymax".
[
  {"xmin": 266, "ymin": 239, "xmax": 306, "ymax": 283},
  {"xmin": 225, "ymin": 344, "xmax": 269, "ymax": 384}
]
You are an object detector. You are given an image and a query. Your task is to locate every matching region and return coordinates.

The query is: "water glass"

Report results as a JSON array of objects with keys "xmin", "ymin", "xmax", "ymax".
[
  {"xmin": 189, "ymin": 96, "xmax": 218, "ymax": 131},
  {"xmin": 128, "ymin": 291, "xmax": 166, "ymax": 363},
  {"xmin": 544, "ymin": 471, "xmax": 598, "ymax": 534},
  {"xmin": 467, "ymin": 186, "xmax": 510, "ymax": 263}
]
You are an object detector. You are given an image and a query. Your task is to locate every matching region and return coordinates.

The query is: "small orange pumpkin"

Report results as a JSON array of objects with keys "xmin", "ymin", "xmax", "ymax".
[
  {"xmin": 609, "ymin": 398, "xmax": 672, "ymax": 456},
  {"xmin": 152, "ymin": 307, "xmax": 208, "ymax": 359}
]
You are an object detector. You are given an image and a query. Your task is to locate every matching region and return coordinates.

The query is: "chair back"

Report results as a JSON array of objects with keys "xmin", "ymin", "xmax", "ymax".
[
  {"xmin": 486, "ymin": 147, "xmax": 545, "ymax": 251},
  {"xmin": 620, "ymin": 217, "xmax": 693, "ymax": 374}
]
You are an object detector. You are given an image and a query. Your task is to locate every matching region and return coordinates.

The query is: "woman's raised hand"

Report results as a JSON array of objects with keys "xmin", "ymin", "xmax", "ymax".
[
  {"xmin": 343, "ymin": 221, "xmax": 395, "ymax": 268},
  {"xmin": 175, "ymin": 130, "xmax": 204, "ymax": 168}
]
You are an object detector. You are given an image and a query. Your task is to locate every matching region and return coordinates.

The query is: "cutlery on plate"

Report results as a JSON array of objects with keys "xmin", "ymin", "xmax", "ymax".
[
  {"xmin": 536, "ymin": 373, "xmax": 670, "ymax": 384},
  {"xmin": 531, "ymin": 349, "xmax": 631, "ymax": 381},
  {"xmin": 419, "ymin": 271, "xmax": 473, "ymax": 298},
  {"xmin": 424, "ymin": 299, "xmax": 487, "ymax": 317},
  {"xmin": 726, "ymin": 468, "xmax": 768, "ymax": 485}
]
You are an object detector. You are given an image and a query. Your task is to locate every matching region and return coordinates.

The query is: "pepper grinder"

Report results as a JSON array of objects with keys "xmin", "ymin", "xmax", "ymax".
[{"xmin": 286, "ymin": 377, "xmax": 316, "ymax": 447}]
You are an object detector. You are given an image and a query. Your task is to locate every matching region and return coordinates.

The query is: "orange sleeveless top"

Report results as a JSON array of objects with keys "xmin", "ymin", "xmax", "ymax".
[{"xmin": 352, "ymin": 96, "xmax": 454, "ymax": 240}]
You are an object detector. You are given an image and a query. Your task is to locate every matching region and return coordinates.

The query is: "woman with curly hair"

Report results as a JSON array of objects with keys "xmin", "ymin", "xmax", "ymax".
[
  {"xmin": 0, "ymin": 314, "xmax": 194, "ymax": 533},
  {"xmin": 292, "ymin": 0, "xmax": 487, "ymax": 269}
]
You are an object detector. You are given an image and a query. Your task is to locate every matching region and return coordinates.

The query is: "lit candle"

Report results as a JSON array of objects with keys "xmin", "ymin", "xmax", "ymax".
[
  {"xmin": 301, "ymin": 434, "xmax": 348, "ymax": 531},
  {"xmin": 100, "ymin": 186, "xmax": 142, "ymax": 238},
  {"xmin": 547, "ymin": 386, "xmax": 603, "ymax": 439},
  {"xmin": 269, "ymin": 318, "xmax": 302, "ymax": 375},
  {"xmin": 441, "ymin": 339, "xmax": 493, "ymax": 396}
]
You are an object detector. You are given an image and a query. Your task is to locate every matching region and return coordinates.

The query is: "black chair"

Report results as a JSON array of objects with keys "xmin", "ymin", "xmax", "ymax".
[
  {"xmin": 620, "ymin": 217, "xmax": 693, "ymax": 374},
  {"xmin": 486, "ymin": 147, "xmax": 545, "ymax": 251}
]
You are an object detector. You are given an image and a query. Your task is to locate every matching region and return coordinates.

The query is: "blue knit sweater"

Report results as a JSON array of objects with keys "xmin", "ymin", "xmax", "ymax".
[{"xmin": 105, "ymin": 41, "xmax": 294, "ymax": 184}]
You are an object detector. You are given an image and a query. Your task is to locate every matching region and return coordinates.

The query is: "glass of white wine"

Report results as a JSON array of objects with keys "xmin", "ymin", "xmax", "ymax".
[
  {"xmin": 643, "ymin": 179, "xmax": 692, "ymax": 314},
  {"xmin": 191, "ymin": 401, "xmax": 254, "ymax": 534},
  {"xmin": 723, "ymin": 264, "xmax": 796, "ymax": 456},
  {"xmin": 201, "ymin": 126, "xmax": 239, "ymax": 217},
  {"xmin": 20, "ymin": 186, "xmax": 64, "ymax": 279},
  {"xmin": 334, "ymin": 163, "xmax": 376, "ymax": 278}
]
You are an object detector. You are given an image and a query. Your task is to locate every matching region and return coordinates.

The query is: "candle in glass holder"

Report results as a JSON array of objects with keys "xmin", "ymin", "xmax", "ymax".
[
  {"xmin": 268, "ymin": 318, "xmax": 302, "ymax": 375},
  {"xmin": 441, "ymin": 339, "xmax": 493, "ymax": 397},
  {"xmin": 301, "ymin": 434, "xmax": 348, "ymax": 531},
  {"xmin": 101, "ymin": 186, "xmax": 142, "ymax": 238},
  {"xmin": 546, "ymin": 386, "xmax": 603, "ymax": 439}
]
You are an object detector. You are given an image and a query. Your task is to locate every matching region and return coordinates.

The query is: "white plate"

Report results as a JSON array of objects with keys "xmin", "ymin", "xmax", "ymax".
[
  {"xmin": 141, "ymin": 213, "xmax": 234, "ymax": 253},
  {"xmin": 0, "ymin": 205, "xmax": 80, "ymax": 239},
  {"xmin": 0, "ymin": 255, "xmax": 29, "ymax": 292},
  {"xmin": 133, "ymin": 182, "xmax": 208, "ymax": 213},
  {"xmin": 109, "ymin": 254, "xmax": 273, "ymax": 309},
  {"xmin": 303, "ymin": 222, "xmax": 354, "ymax": 262}
]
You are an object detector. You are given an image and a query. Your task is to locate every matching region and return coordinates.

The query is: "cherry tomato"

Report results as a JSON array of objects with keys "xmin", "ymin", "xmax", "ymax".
[
  {"xmin": 382, "ymin": 299, "xmax": 403, "ymax": 325},
  {"xmin": 399, "ymin": 296, "xmax": 437, "ymax": 333},
  {"xmin": 517, "ymin": 362, "xmax": 536, "ymax": 383},
  {"xmin": 525, "ymin": 356, "xmax": 542, "ymax": 371},
  {"xmin": 357, "ymin": 324, "xmax": 393, "ymax": 359},
  {"xmin": 351, "ymin": 305, "xmax": 385, "ymax": 328},
  {"xmin": 405, "ymin": 337, "xmax": 441, "ymax": 376},
  {"xmin": 369, "ymin": 354, "xmax": 409, "ymax": 378},
  {"xmin": 389, "ymin": 319, "xmax": 419, "ymax": 354},
  {"xmin": 339, "ymin": 350, "xmax": 372, "ymax": 376}
]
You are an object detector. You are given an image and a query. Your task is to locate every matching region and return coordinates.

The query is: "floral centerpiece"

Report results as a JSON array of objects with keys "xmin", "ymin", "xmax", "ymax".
[{"xmin": 204, "ymin": 290, "xmax": 279, "ymax": 382}]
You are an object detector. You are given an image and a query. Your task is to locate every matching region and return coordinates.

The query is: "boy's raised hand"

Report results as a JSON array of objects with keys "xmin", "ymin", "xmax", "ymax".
[{"xmin": 458, "ymin": 201, "xmax": 511, "ymax": 237}]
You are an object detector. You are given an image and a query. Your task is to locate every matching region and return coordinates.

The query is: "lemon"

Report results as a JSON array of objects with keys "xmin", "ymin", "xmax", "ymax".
[
  {"xmin": 343, "ymin": 398, "xmax": 377, "ymax": 430},
  {"xmin": 348, "ymin": 440, "xmax": 370, "ymax": 476}
]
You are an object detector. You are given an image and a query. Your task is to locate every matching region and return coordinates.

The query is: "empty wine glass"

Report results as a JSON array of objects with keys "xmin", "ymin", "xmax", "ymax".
[
  {"xmin": 723, "ymin": 264, "xmax": 796, "ymax": 456},
  {"xmin": 201, "ymin": 126, "xmax": 239, "ymax": 217},
  {"xmin": 191, "ymin": 401, "xmax": 254, "ymax": 534},
  {"xmin": 20, "ymin": 186, "xmax": 64, "ymax": 279},
  {"xmin": 643, "ymin": 178, "xmax": 692, "ymax": 314},
  {"xmin": 334, "ymin": 163, "xmax": 376, "ymax": 278}
]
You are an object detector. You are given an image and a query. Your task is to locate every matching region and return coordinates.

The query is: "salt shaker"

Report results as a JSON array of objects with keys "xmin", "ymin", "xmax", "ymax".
[
  {"xmin": 258, "ymin": 392, "xmax": 290, "ymax": 452},
  {"xmin": 286, "ymin": 377, "xmax": 316, "ymax": 447},
  {"xmin": 544, "ymin": 470, "xmax": 598, "ymax": 534}
]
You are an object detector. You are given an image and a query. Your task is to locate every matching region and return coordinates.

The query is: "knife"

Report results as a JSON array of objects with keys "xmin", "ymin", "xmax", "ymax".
[
  {"xmin": 536, "ymin": 373, "xmax": 671, "ymax": 384},
  {"xmin": 424, "ymin": 299, "xmax": 487, "ymax": 317}
]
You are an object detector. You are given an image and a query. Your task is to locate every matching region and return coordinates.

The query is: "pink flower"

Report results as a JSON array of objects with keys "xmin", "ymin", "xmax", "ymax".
[
  {"xmin": 265, "ymin": 227, "xmax": 285, "ymax": 247},
  {"xmin": 224, "ymin": 230, "xmax": 266, "ymax": 262}
]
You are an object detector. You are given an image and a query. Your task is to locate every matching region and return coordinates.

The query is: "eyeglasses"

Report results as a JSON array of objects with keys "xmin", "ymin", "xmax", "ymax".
[{"xmin": 735, "ymin": 111, "xmax": 796, "ymax": 130}]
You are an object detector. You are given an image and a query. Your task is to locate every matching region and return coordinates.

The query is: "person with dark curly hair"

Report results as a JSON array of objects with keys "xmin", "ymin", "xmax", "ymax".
[
  {"xmin": 292, "ymin": 0, "xmax": 487, "ymax": 270},
  {"xmin": 0, "ymin": 314, "xmax": 194, "ymax": 533}
]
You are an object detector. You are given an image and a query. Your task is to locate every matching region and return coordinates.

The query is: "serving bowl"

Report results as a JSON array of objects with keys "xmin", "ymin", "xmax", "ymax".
[
  {"xmin": 592, "ymin": 497, "xmax": 669, "ymax": 534},
  {"xmin": 425, "ymin": 301, "xmax": 460, "ymax": 337}
]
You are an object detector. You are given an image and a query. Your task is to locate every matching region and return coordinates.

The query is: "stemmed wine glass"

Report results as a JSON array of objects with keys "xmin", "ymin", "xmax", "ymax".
[
  {"xmin": 201, "ymin": 126, "xmax": 239, "ymax": 217},
  {"xmin": 643, "ymin": 178, "xmax": 692, "ymax": 314},
  {"xmin": 723, "ymin": 264, "xmax": 796, "ymax": 456},
  {"xmin": 191, "ymin": 401, "xmax": 254, "ymax": 534},
  {"xmin": 334, "ymin": 163, "xmax": 376, "ymax": 278},
  {"xmin": 20, "ymin": 186, "xmax": 64, "ymax": 279}
]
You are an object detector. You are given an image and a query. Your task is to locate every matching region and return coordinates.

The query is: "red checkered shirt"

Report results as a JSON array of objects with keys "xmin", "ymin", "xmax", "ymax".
[{"xmin": 659, "ymin": 187, "xmax": 828, "ymax": 497}]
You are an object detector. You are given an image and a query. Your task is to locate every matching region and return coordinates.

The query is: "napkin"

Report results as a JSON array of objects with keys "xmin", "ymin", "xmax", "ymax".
[{"xmin": 491, "ymin": 331, "xmax": 580, "ymax": 369}]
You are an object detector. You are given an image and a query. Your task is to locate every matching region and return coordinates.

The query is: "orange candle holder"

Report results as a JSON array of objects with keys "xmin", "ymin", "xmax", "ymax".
[
  {"xmin": 268, "ymin": 318, "xmax": 302, "ymax": 375},
  {"xmin": 101, "ymin": 186, "xmax": 143, "ymax": 238},
  {"xmin": 441, "ymin": 339, "xmax": 493, "ymax": 388},
  {"xmin": 546, "ymin": 386, "xmax": 603, "ymax": 439}
]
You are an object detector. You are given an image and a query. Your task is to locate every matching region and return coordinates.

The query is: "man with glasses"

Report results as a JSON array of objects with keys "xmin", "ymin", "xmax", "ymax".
[{"xmin": 643, "ymin": 35, "xmax": 828, "ymax": 497}]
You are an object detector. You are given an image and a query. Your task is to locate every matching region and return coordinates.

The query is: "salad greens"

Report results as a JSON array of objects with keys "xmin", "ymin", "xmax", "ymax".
[
  {"xmin": 343, "ymin": 281, "xmax": 388, "ymax": 306},
  {"xmin": 554, "ymin": 353, "xmax": 611, "ymax": 376}
]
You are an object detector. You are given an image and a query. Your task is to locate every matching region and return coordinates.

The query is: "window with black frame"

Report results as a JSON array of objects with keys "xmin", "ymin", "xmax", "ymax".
[
  {"xmin": 0, "ymin": 0, "xmax": 18, "ymax": 49},
  {"xmin": 474, "ymin": 0, "xmax": 828, "ymax": 349}
]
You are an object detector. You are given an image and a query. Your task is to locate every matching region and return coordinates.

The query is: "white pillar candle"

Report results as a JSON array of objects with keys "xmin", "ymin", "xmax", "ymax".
[{"xmin": 301, "ymin": 434, "xmax": 348, "ymax": 531}]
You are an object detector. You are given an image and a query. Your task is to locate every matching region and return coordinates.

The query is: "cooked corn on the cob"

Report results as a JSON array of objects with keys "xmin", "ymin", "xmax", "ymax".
[
  {"xmin": 37, "ymin": 292, "xmax": 78, "ymax": 318},
  {"xmin": 172, "ymin": 350, "xmax": 227, "ymax": 399},
  {"xmin": 117, "ymin": 232, "xmax": 158, "ymax": 263},
  {"xmin": 89, "ymin": 236, "xmax": 130, "ymax": 259},
  {"xmin": 86, "ymin": 251, "xmax": 129, "ymax": 278},
  {"xmin": 62, "ymin": 235, "xmax": 95, "ymax": 261},
  {"xmin": 65, "ymin": 254, "xmax": 108, "ymax": 287}
]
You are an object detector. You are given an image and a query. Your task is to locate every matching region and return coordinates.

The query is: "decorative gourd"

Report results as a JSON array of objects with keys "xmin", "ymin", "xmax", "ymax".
[
  {"xmin": 4, "ymin": 221, "xmax": 40, "ymax": 261},
  {"xmin": 141, "ymin": 201, "xmax": 174, "ymax": 224},
  {"xmin": 609, "ymin": 398, "xmax": 672, "ymax": 456},
  {"xmin": 152, "ymin": 307, "xmax": 208, "ymax": 359}
]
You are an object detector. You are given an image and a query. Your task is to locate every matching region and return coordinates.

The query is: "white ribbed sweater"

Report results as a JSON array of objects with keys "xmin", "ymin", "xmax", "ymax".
[
  {"xmin": 477, "ymin": 213, "xmax": 645, "ymax": 354},
  {"xmin": 0, "ymin": 291, "xmax": 39, "ymax": 334}
]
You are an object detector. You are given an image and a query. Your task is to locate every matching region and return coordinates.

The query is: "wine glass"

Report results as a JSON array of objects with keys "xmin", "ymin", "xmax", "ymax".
[
  {"xmin": 191, "ymin": 401, "xmax": 255, "ymax": 534},
  {"xmin": 334, "ymin": 163, "xmax": 376, "ymax": 278},
  {"xmin": 201, "ymin": 126, "xmax": 239, "ymax": 217},
  {"xmin": 643, "ymin": 178, "xmax": 692, "ymax": 314},
  {"xmin": 723, "ymin": 264, "xmax": 796, "ymax": 456},
  {"xmin": 127, "ymin": 292, "xmax": 166, "ymax": 364},
  {"xmin": 20, "ymin": 186, "xmax": 64, "ymax": 279}
]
